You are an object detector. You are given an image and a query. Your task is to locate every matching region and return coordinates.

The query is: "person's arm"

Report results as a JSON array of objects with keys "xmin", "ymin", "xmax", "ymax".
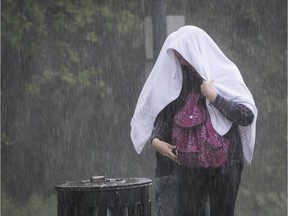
[
  {"xmin": 211, "ymin": 95, "xmax": 254, "ymax": 126},
  {"xmin": 151, "ymin": 107, "xmax": 171, "ymax": 141},
  {"xmin": 201, "ymin": 80, "xmax": 254, "ymax": 126},
  {"xmin": 151, "ymin": 106, "xmax": 180, "ymax": 163}
]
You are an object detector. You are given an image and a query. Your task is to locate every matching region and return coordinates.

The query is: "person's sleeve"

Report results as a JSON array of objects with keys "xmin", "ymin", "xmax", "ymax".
[
  {"xmin": 211, "ymin": 94, "xmax": 254, "ymax": 126},
  {"xmin": 151, "ymin": 106, "xmax": 172, "ymax": 141}
]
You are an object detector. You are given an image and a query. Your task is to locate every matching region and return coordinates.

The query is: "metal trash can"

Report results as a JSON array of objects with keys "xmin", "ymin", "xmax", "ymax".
[{"xmin": 55, "ymin": 176, "xmax": 152, "ymax": 216}]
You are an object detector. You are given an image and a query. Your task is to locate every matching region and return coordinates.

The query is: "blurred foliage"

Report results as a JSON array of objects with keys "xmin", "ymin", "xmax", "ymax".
[
  {"xmin": 2, "ymin": 192, "xmax": 57, "ymax": 216},
  {"xmin": 1, "ymin": 0, "xmax": 286, "ymax": 215},
  {"xmin": 1, "ymin": 133, "xmax": 15, "ymax": 146},
  {"xmin": 1, "ymin": 0, "xmax": 145, "ymax": 205}
]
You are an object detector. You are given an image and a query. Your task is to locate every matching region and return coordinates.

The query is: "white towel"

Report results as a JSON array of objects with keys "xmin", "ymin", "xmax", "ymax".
[{"xmin": 130, "ymin": 26, "xmax": 258, "ymax": 164}]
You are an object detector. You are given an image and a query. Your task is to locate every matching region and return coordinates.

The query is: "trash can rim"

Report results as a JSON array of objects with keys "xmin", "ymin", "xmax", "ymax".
[{"xmin": 55, "ymin": 177, "xmax": 152, "ymax": 191}]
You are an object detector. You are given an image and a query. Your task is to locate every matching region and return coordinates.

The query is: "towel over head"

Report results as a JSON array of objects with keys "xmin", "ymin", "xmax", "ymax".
[{"xmin": 130, "ymin": 25, "xmax": 257, "ymax": 164}]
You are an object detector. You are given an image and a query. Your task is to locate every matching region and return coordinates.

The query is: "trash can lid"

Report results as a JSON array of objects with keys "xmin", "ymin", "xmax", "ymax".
[{"xmin": 55, "ymin": 176, "xmax": 152, "ymax": 191}]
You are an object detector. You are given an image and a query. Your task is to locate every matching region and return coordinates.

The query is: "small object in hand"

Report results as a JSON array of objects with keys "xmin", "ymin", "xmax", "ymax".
[{"xmin": 172, "ymin": 148, "xmax": 178, "ymax": 156}]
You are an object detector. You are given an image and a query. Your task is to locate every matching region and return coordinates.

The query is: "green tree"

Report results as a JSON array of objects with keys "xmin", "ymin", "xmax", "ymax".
[{"xmin": 2, "ymin": 0, "xmax": 145, "ymax": 202}]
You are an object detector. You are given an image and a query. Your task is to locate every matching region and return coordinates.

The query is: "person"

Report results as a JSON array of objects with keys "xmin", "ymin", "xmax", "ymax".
[{"xmin": 130, "ymin": 26, "xmax": 257, "ymax": 216}]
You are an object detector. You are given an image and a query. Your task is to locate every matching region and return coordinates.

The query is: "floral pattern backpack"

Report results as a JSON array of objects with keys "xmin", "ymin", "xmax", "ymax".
[{"xmin": 172, "ymin": 92, "xmax": 230, "ymax": 168}]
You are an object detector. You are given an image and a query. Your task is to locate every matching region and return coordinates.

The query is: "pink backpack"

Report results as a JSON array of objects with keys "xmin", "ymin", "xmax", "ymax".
[{"xmin": 172, "ymin": 93, "xmax": 230, "ymax": 168}]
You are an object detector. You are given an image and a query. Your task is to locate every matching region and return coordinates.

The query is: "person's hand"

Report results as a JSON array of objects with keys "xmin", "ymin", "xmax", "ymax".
[
  {"xmin": 152, "ymin": 138, "xmax": 180, "ymax": 164},
  {"xmin": 201, "ymin": 80, "xmax": 217, "ymax": 103}
]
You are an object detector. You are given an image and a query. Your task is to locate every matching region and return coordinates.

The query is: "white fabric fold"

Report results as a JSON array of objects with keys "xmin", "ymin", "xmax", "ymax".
[{"xmin": 130, "ymin": 26, "xmax": 257, "ymax": 164}]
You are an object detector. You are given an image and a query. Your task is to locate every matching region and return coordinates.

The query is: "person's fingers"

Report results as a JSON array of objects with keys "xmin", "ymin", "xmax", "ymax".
[
  {"xmin": 167, "ymin": 144, "xmax": 176, "ymax": 149},
  {"xmin": 153, "ymin": 141, "xmax": 179, "ymax": 164},
  {"xmin": 210, "ymin": 79, "xmax": 215, "ymax": 86},
  {"xmin": 165, "ymin": 149, "xmax": 180, "ymax": 164},
  {"xmin": 170, "ymin": 153, "xmax": 180, "ymax": 164}
]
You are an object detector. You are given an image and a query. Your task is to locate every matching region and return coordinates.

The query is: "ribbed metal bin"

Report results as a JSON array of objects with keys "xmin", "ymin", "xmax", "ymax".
[{"xmin": 55, "ymin": 176, "xmax": 152, "ymax": 216}]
